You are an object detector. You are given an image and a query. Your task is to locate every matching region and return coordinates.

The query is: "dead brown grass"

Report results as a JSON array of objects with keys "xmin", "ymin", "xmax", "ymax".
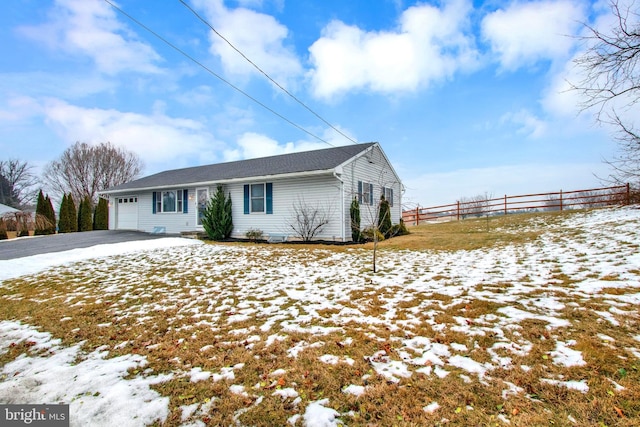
[
  {"xmin": 2, "ymin": 208, "xmax": 639, "ymax": 426},
  {"xmin": 370, "ymin": 210, "xmax": 569, "ymax": 251}
]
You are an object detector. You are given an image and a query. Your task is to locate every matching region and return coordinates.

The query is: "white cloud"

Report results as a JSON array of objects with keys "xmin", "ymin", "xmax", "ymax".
[
  {"xmin": 40, "ymin": 99, "xmax": 220, "ymax": 170},
  {"xmin": 0, "ymin": 71, "xmax": 115, "ymax": 102},
  {"xmin": 17, "ymin": 0, "xmax": 161, "ymax": 75},
  {"xmin": 222, "ymin": 130, "xmax": 343, "ymax": 162},
  {"xmin": 308, "ymin": 0, "xmax": 479, "ymax": 98},
  {"xmin": 317, "ymin": 125, "xmax": 359, "ymax": 148},
  {"xmin": 191, "ymin": 0, "xmax": 302, "ymax": 84},
  {"xmin": 0, "ymin": 95, "xmax": 42, "ymax": 122},
  {"xmin": 481, "ymin": 0, "xmax": 585, "ymax": 71},
  {"xmin": 500, "ymin": 109, "xmax": 548, "ymax": 138},
  {"xmin": 223, "ymin": 132, "xmax": 291, "ymax": 161},
  {"xmin": 540, "ymin": 54, "xmax": 587, "ymax": 119},
  {"xmin": 234, "ymin": 0, "xmax": 284, "ymax": 10}
]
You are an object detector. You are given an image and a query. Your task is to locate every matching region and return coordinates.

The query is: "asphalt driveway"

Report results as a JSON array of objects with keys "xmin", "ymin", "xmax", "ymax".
[{"xmin": 0, "ymin": 230, "xmax": 170, "ymax": 260}]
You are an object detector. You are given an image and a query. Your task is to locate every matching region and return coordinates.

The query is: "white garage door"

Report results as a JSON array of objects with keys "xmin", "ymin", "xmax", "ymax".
[{"xmin": 116, "ymin": 196, "xmax": 138, "ymax": 230}]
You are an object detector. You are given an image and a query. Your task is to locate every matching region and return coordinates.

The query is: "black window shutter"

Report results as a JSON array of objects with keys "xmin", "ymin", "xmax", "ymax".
[
  {"xmin": 152, "ymin": 191, "xmax": 157, "ymax": 214},
  {"xmin": 183, "ymin": 189, "xmax": 188, "ymax": 213}
]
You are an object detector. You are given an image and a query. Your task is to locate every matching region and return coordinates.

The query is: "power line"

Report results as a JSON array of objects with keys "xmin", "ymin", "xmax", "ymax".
[
  {"xmin": 177, "ymin": 0, "xmax": 359, "ymax": 146},
  {"xmin": 103, "ymin": 0, "xmax": 333, "ymax": 147}
]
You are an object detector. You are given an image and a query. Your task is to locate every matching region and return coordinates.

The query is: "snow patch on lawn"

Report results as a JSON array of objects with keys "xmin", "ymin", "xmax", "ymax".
[{"xmin": 0, "ymin": 321, "xmax": 171, "ymax": 427}]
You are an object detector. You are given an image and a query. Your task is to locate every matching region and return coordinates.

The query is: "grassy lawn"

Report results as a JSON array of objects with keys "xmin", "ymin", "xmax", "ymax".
[{"xmin": 1, "ymin": 207, "xmax": 639, "ymax": 426}]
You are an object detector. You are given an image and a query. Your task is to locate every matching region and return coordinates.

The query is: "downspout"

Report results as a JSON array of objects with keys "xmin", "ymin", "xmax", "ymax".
[{"xmin": 334, "ymin": 171, "xmax": 345, "ymax": 242}]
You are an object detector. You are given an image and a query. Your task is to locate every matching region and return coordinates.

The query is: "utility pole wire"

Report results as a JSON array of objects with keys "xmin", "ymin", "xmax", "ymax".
[
  {"xmin": 103, "ymin": 0, "xmax": 332, "ymax": 147},
  {"xmin": 177, "ymin": 0, "xmax": 359, "ymax": 146}
]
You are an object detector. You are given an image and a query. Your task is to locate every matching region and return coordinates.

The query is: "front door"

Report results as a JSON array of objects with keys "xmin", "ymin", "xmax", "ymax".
[{"xmin": 196, "ymin": 188, "xmax": 209, "ymax": 227}]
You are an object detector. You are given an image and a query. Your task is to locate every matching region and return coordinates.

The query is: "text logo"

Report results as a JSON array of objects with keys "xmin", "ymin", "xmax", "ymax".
[{"xmin": 1, "ymin": 405, "xmax": 69, "ymax": 426}]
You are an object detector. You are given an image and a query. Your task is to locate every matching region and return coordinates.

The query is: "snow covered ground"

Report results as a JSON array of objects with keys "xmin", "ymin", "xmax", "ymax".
[{"xmin": 1, "ymin": 206, "xmax": 639, "ymax": 426}]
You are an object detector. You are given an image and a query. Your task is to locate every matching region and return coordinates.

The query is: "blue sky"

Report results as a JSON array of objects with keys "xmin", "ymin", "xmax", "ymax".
[{"xmin": 0, "ymin": 0, "xmax": 626, "ymax": 206}]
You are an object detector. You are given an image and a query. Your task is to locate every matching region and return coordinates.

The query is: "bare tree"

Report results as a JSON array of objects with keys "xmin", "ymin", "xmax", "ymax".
[
  {"xmin": 574, "ymin": 190, "xmax": 609, "ymax": 208},
  {"xmin": 572, "ymin": 0, "xmax": 640, "ymax": 186},
  {"xmin": 0, "ymin": 159, "xmax": 38, "ymax": 209},
  {"xmin": 355, "ymin": 174, "xmax": 403, "ymax": 274},
  {"xmin": 544, "ymin": 195, "xmax": 562, "ymax": 212},
  {"xmin": 459, "ymin": 192, "xmax": 492, "ymax": 218},
  {"xmin": 287, "ymin": 197, "xmax": 331, "ymax": 242},
  {"xmin": 601, "ymin": 113, "xmax": 640, "ymax": 185},
  {"xmin": 43, "ymin": 142, "xmax": 143, "ymax": 203},
  {"xmin": 575, "ymin": 186, "xmax": 630, "ymax": 207}
]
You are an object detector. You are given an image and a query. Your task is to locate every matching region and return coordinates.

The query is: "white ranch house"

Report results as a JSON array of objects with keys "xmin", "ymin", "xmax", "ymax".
[{"xmin": 101, "ymin": 142, "xmax": 402, "ymax": 242}]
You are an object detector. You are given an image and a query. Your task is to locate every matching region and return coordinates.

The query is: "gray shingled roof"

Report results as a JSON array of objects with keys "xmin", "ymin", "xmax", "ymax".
[{"xmin": 104, "ymin": 142, "xmax": 375, "ymax": 193}]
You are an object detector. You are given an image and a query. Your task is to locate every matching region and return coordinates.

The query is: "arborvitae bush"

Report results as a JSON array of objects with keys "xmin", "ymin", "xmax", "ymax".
[
  {"xmin": 68, "ymin": 194, "xmax": 78, "ymax": 232},
  {"xmin": 58, "ymin": 194, "xmax": 69, "ymax": 233},
  {"xmin": 34, "ymin": 191, "xmax": 56, "ymax": 235},
  {"xmin": 377, "ymin": 195, "xmax": 392, "ymax": 238},
  {"xmin": 350, "ymin": 197, "xmax": 362, "ymax": 242},
  {"xmin": 0, "ymin": 218, "xmax": 7, "ymax": 240},
  {"xmin": 76, "ymin": 197, "xmax": 83, "ymax": 231},
  {"xmin": 202, "ymin": 185, "xmax": 233, "ymax": 241},
  {"xmin": 93, "ymin": 198, "xmax": 108, "ymax": 230},
  {"xmin": 34, "ymin": 190, "xmax": 48, "ymax": 235},
  {"xmin": 44, "ymin": 195, "xmax": 56, "ymax": 234},
  {"xmin": 78, "ymin": 197, "xmax": 93, "ymax": 232}
]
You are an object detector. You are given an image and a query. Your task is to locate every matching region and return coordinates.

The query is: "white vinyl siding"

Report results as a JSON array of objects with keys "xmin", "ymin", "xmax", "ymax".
[
  {"xmin": 340, "ymin": 145, "xmax": 402, "ymax": 232},
  {"xmin": 105, "ymin": 144, "xmax": 402, "ymax": 240},
  {"xmin": 230, "ymin": 175, "xmax": 343, "ymax": 240},
  {"xmin": 135, "ymin": 191, "xmax": 198, "ymax": 234}
]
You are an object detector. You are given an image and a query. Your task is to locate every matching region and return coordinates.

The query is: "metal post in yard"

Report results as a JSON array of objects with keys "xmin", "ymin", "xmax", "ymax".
[
  {"xmin": 457, "ymin": 201, "xmax": 460, "ymax": 221},
  {"xmin": 560, "ymin": 190, "xmax": 563, "ymax": 211},
  {"xmin": 504, "ymin": 194, "xmax": 507, "ymax": 215},
  {"xmin": 415, "ymin": 206, "xmax": 419, "ymax": 225}
]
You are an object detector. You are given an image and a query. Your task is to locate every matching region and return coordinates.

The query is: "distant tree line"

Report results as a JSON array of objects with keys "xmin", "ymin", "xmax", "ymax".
[{"xmin": 0, "ymin": 141, "xmax": 141, "ymax": 239}]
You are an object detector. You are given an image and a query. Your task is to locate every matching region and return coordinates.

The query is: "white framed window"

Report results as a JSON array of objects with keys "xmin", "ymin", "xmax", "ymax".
[
  {"xmin": 156, "ymin": 189, "xmax": 184, "ymax": 213},
  {"xmin": 243, "ymin": 183, "xmax": 273, "ymax": 215},
  {"xmin": 250, "ymin": 183, "xmax": 265, "ymax": 213},
  {"xmin": 358, "ymin": 181, "xmax": 373, "ymax": 205},
  {"xmin": 382, "ymin": 187, "xmax": 394, "ymax": 206}
]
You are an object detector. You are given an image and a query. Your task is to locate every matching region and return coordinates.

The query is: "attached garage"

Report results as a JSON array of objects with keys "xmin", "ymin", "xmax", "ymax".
[{"xmin": 116, "ymin": 196, "xmax": 138, "ymax": 230}]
